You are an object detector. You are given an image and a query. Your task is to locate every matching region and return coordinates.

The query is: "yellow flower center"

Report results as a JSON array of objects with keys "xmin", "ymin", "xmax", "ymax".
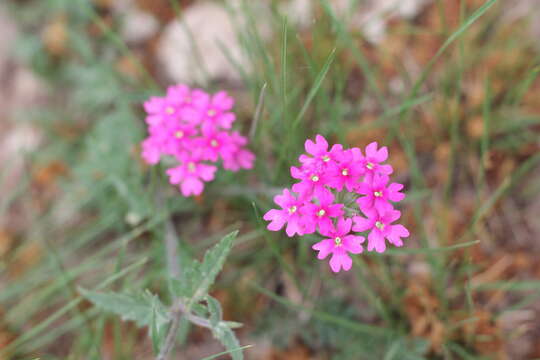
[
  {"xmin": 207, "ymin": 109, "xmax": 216, "ymax": 116},
  {"xmin": 375, "ymin": 221, "xmax": 385, "ymax": 230},
  {"xmin": 175, "ymin": 131, "xmax": 184, "ymax": 139},
  {"xmin": 341, "ymin": 168, "xmax": 349, "ymax": 176},
  {"xmin": 210, "ymin": 139, "xmax": 219, "ymax": 147},
  {"xmin": 288, "ymin": 206, "xmax": 297, "ymax": 214},
  {"xmin": 374, "ymin": 191, "xmax": 382, "ymax": 197},
  {"xmin": 311, "ymin": 175, "xmax": 319, "ymax": 182},
  {"xmin": 165, "ymin": 106, "xmax": 175, "ymax": 115},
  {"xmin": 366, "ymin": 162, "xmax": 374, "ymax": 170},
  {"xmin": 322, "ymin": 155, "xmax": 330, "ymax": 162},
  {"xmin": 184, "ymin": 97, "xmax": 192, "ymax": 103},
  {"xmin": 188, "ymin": 162, "xmax": 196, "ymax": 173},
  {"xmin": 317, "ymin": 209, "xmax": 326, "ymax": 217},
  {"xmin": 334, "ymin": 237, "xmax": 342, "ymax": 246}
]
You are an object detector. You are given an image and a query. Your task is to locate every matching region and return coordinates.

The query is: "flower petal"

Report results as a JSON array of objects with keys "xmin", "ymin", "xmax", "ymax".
[
  {"xmin": 343, "ymin": 235, "xmax": 364, "ymax": 253},
  {"xmin": 181, "ymin": 177, "xmax": 204, "ymax": 196},
  {"xmin": 352, "ymin": 215, "xmax": 373, "ymax": 232},
  {"xmin": 368, "ymin": 230, "xmax": 386, "ymax": 253},
  {"xmin": 312, "ymin": 239, "xmax": 333, "ymax": 259},
  {"xmin": 365, "ymin": 142, "xmax": 378, "ymax": 157}
]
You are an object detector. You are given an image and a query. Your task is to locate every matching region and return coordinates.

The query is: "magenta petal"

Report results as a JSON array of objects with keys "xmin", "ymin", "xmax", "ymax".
[
  {"xmin": 375, "ymin": 199, "xmax": 392, "ymax": 214},
  {"xmin": 237, "ymin": 150, "xmax": 254, "ymax": 169},
  {"xmin": 166, "ymin": 166, "xmax": 184, "ymax": 184},
  {"xmin": 391, "ymin": 224, "xmax": 409, "ymax": 238},
  {"xmin": 352, "ymin": 216, "xmax": 372, "ymax": 232},
  {"xmin": 383, "ymin": 209, "xmax": 401, "ymax": 224},
  {"xmin": 341, "ymin": 254, "xmax": 353, "ymax": 271},
  {"xmin": 304, "ymin": 139, "xmax": 318, "ymax": 155},
  {"xmin": 298, "ymin": 154, "xmax": 311, "ymax": 164},
  {"xmin": 181, "ymin": 177, "xmax": 204, "ymax": 196},
  {"xmin": 268, "ymin": 218, "xmax": 287, "ymax": 232},
  {"xmin": 357, "ymin": 196, "xmax": 372, "ymax": 212},
  {"xmin": 356, "ymin": 182, "xmax": 371, "ymax": 194},
  {"xmin": 263, "ymin": 208, "xmax": 281, "ymax": 221},
  {"xmin": 368, "ymin": 230, "xmax": 386, "ymax": 253},
  {"xmin": 273, "ymin": 189, "xmax": 291, "ymax": 208},
  {"xmin": 198, "ymin": 164, "xmax": 217, "ymax": 181},
  {"xmin": 343, "ymin": 235, "xmax": 364, "ymax": 254},
  {"xmin": 315, "ymin": 134, "xmax": 328, "ymax": 151},
  {"xmin": 217, "ymin": 113, "xmax": 235, "ymax": 128},
  {"xmin": 327, "ymin": 204, "xmax": 344, "ymax": 218},
  {"xmin": 374, "ymin": 146, "xmax": 388, "ymax": 162},
  {"xmin": 312, "ymin": 239, "xmax": 333, "ymax": 259},
  {"xmin": 212, "ymin": 91, "xmax": 234, "ymax": 110},
  {"xmin": 290, "ymin": 166, "xmax": 303, "ymax": 179},
  {"xmin": 285, "ymin": 218, "xmax": 303, "ymax": 237},
  {"xmin": 318, "ymin": 218, "xmax": 334, "ymax": 235},
  {"xmin": 145, "ymin": 115, "xmax": 163, "ymax": 126},
  {"xmin": 292, "ymin": 181, "xmax": 310, "ymax": 195},
  {"xmin": 143, "ymin": 97, "xmax": 163, "ymax": 113},
  {"xmin": 329, "ymin": 251, "xmax": 349, "ymax": 273},
  {"xmin": 336, "ymin": 217, "xmax": 352, "ymax": 234},
  {"xmin": 365, "ymin": 142, "xmax": 378, "ymax": 157},
  {"xmin": 378, "ymin": 164, "xmax": 393, "ymax": 175}
]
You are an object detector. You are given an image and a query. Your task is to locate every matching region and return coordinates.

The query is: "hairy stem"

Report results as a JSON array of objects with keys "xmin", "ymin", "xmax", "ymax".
[{"xmin": 156, "ymin": 218, "xmax": 213, "ymax": 360}]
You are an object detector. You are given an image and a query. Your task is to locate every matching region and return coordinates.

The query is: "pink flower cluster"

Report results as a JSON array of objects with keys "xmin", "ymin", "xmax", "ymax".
[
  {"xmin": 141, "ymin": 85, "xmax": 255, "ymax": 196},
  {"xmin": 263, "ymin": 135, "xmax": 409, "ymax": 273}
]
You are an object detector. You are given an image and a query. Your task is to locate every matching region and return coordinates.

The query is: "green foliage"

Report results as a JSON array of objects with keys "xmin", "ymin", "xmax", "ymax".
[
  {"xmin": 5, "ymin": 0, "xmax": 540, "ymax": 359},
  {"xmin": 79, "ymin": 288, "xmax": 169, "ymax": 329},
  {"xmin": 210, "ymin": 322, "xmax": 243, "ymax": 360},
  {"xmin": 172, "ymin": 231, "xmax": 238, "ymax": 309}
]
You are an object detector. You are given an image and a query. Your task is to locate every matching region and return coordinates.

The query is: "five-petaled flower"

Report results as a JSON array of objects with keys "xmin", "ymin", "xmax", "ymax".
[{"xmin": 312, "ymin": 217, "xmax": 365, "ymax": 273}]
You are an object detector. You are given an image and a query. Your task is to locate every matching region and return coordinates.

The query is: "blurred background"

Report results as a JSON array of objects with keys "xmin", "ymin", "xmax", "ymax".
[{"xmin": 1, "ymin": 0, "xmax": 540, "ymax": 359}]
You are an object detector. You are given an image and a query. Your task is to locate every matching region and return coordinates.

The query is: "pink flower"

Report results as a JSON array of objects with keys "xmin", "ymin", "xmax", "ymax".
[
  {"xmin": 140, "ymin": 85, "xmax": 255, "ymax": 198},
  {"xmin": 148, "ymin": 120, "xmax": 196, "ymax": 156},
  {"xmin": 186, "ymin": 90, "xmax": 236, "ymax": 129},
  {"xmin": 359, "ymin": 142, "xmax": 393, "ymax": 183},
  {"xmin": 352, "ymin": 208, "xmax": 409, "ymax": 253},
  {"xmin": 262, "ymin": 134, "xmax": 408, "ymax": 270},
  {"xmin": 263, "ymin": 189, "xmax": 306, "ymax": 237},
  {"xmin": 291, "ymin": 165, "xmax": 332, "ymax": 196},
  {"xmin": 196, "ymin": 124, "xmax": 234, "ymax": 162},
  {"xmin": 300, "ymin": 189, "xmax": 343, "ymax": 234},
  {"xmin": 144, "ymin": 96, "xmax": 181, "ymax": 126},
  {"xmin": 166, "ymin": 84, "xmax": 192, "ymax": 105},
  {"xmin": 166, "ymin": 152, "xmax": 217, "ymax": 196},
  {"xmin": 222, "ymin": 132, "xmax": 255, "ymax": 171},
  {"xmin": 299, "ymin": 134, "xmax": 343, "ymax": 168},
  {"xmin": 141, "ymin": 137, "xmax": 162, "ymax": 165},
  {"xmin": 327, "ymin": 148, "xmax": 365, "ymax": 191},
  {"xmin": 356, "ymin": 175, "xmax": 405, "ymax": 213},
  {"xmin": 312, "ymin": 217, "xmax": 364, "ymax": 273}
]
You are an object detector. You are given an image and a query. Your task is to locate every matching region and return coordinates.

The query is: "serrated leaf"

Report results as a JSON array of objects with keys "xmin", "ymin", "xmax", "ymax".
[
  {"xmin": 174, "ymin": 231, "xmax": 237, "ymax": 309},
  {"xmin": 205, "ymin": 295, "xmax": 223, "ymax": 327},
  {"xmin": 150, "ymin": 306, "xmax": 167, "ymax": 355},
  {"xmin": 211, "ymin": 322, "xmax": 243, "ymax": 360},
  {"xmin": 191, "ymin": 231, "xmax": 238, "ymax": 304},
  {"xmin": 79, "ymin": 288, "xmax": 169, "ymax": 328}
]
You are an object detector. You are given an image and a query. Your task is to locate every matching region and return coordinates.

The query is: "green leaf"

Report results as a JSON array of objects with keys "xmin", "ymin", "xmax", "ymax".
[
  {"xmin": 206, "ymin": 295, "xmax": 223, "ymax": 328},
  {"xmin": 211, "ymin": 322, "xmax": 243, "ymax": 360},
  {"xmin": 173, "ymin": 231, "xmax": 238, "ymax": 309},
  {"xmin": 150, "ymin": 306, "xmax": 168, "ymax": 355},
  {"xmin": 79, "ymin": 288, "xmax": 169, "ymax": 328},
  {"xmin": 292, "ymin": 48, "xmax": 336, "ymax": 130},
  {"xmin": 201, "ymin": 345, "xmax": 253, "ymax": 360}
]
